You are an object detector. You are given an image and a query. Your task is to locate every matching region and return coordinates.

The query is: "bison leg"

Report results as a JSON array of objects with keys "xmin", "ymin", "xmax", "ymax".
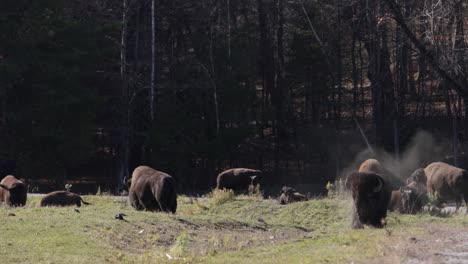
[
  {"xmin": 463, "ymin": 193, "xmax": 468, "ymax": 213},
  {"xmin": 130, "ymin": 193, "xmax": 144, "ymax": 211},
  {"xmin": 351, "ymin": 205, "xmax": 363, "ymax": 229},
  {"xmin": 455, "ymin": 196, "xmax": 462, "ymax": 213}
]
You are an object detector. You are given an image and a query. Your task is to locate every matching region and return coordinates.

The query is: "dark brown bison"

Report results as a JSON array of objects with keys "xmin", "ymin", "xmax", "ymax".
[
  {"xmin": 388, "ymin": 186, "xmax": 426, "ymax": 214},
  {"xmin": 400, "ymin": 186, "xmax": 428, "ymax": 213},
  {"xmin": 216, "ymin": 168, "xmax": 262, "ymax": 191},
  {"xmin": 345, "ymin": 172, "xmax": 391, "ymax": 229},
  {"xmin": 412, "ymin": 162, "xmax": 468, "ymax": 210},
  {"xmin": 40, "ymin": 191, "xmax": 90, "ymax": 207},
  {"xmin": 279, "ymin": 186, "xmax": 308, "ymax": 205},
  {"xmin": 0, "ymin": 175, "xmax": 27, "ymax": 206},
  {"xmin": 358, "ymin": 159, "xmax": 405, "ymax": 190},
  {"xmin": 129, "ymin": 166, "xmax": 177, "ymax": 213}
]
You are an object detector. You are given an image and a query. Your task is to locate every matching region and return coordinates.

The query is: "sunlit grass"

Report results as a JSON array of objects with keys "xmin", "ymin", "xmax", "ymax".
[{"xmin": 0, "ymin": 193, "xmax": 467, "ymax": 263}]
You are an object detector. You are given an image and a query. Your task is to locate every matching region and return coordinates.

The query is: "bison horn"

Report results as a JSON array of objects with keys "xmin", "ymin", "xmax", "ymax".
[
  {"xmin": 372, "ymin": 178, "xmax": 383, "ymax": 193},
  {"xmin": 344, "ymin": 175, "xmax": 351, "ymax": 189}
]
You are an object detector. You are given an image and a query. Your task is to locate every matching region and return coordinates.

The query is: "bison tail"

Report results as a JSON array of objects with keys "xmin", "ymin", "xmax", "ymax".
[{"xmin": 80, "ymin": 197, "xmax": 91, "ymax": 205}]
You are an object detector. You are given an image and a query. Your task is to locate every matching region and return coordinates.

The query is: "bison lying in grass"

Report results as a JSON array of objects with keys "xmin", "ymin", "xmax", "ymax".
[
  {"xmin": 40, "ymin": 191, "xmax": 91, "ymax": 207},
  {"xmin": 0, "ymin": 175, "xmax": 27, "ymax": 206},
  {"xmin": 129, "ymin": 166, "xmax": 177, "ymax": 213},
  {"xmin": 410, "ymin": 162, "xmax": 468, "ymax": 211},
  {"xmin": 346, "ymin": 172, "xmax": 391, "ymax": 229},
  {"xmin": 216, "ymin": 168, "xmax": 262, "ymax": 192},
  {"xmin": 279, "ymin": 186, "xmax": 308, "ymax": 205}
]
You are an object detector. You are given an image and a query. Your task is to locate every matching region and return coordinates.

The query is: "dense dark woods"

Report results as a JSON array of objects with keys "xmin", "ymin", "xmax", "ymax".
[{"xmin": 1, "ymin": 0, "xmax": 468, "ymax": 194}]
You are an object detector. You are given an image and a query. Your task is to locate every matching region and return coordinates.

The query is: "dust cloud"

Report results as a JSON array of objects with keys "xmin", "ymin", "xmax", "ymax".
[{"xmin": 338, "ymin": 130, "xmax": 452, "ymax": 182}]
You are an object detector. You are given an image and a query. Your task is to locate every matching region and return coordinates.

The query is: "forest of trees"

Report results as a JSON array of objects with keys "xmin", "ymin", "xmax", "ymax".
[{"xmin": 1, "ymin": 0, "xmax": 467, "ymax": 194}]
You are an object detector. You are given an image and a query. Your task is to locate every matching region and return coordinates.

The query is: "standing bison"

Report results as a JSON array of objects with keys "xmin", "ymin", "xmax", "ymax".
[
  {"xmin": 128, "ymin": 166, "xmax": 177, "ymax": 213},
  {"xmin": 279, "ymin": 186, "xmax": 308, "ymax": 205},
  {"xmin": 216, "ymin": 168, "xmax": 262, "ymax": 191},
  {"xmin": 358, "ymin": 159, "xmax": 404, "ymax": 190},
  {"xmin": 0, "ymin": 175, "xmax": 27, "ymax": 206},
  {"xmin": 40, "ymin": 191, "xmax": 91, "ymax": 207},
  {"xmin": 345, "ymin": 172, "xmax": 391, "ymax": 229},
  {"xmin": 412, "ymin": 162, "xmax": 468, "ymax": 210}
]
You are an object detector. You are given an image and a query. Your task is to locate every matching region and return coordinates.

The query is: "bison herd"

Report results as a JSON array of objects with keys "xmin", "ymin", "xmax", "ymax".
[
  {"xmin": 347, "ymin": 159, "xmax": 468, "ymax": 229},
  {"xmin": 0, "ymin": 158, "xmax": 468, "ymax": 231}
]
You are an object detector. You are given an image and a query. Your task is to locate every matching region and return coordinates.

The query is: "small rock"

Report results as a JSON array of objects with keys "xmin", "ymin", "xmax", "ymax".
[{"xmin": 7, "ymin": 213, "xmax": 15, "ymax": 216}]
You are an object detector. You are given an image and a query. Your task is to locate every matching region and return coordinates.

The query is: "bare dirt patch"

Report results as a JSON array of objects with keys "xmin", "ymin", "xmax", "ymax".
[{"xmin": 379, "ymin": 224, "xmax": 468, "ymax": 264}]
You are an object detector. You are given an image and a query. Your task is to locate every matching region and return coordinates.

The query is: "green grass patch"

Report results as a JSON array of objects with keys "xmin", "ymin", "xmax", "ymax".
[{"xmin": 0, "ymin": 194, "xmax": 467, "ymax": 263}]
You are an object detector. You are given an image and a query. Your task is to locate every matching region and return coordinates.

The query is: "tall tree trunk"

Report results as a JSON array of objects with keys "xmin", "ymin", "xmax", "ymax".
[
  {"xmin": 150, "ymin": 0, "xmax": 156, "ymax": 121},
  {"xmin": 209, "ymin": 26, "xmax": 220, "ymax": 135},
  {"xmin": 119, "ymin": 0, "xmax": 130, "ymax": 193},
  {"xmin": 350, "ymin": 1, "xmax": 396, "ymax": 149},
  {"xmin": 227, "ymin": 0, "xmax": 231, "ymax": 64},
  {"xmin": 351, "ymin": 33, "xmax": 358, "ymax": 118}
]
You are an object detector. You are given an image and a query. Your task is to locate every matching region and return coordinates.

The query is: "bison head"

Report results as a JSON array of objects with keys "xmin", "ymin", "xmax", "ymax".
[
  {"xmin": 0, "ymin": 182, "xmax": 27, "ymax": 206},
  {"xmin": 346, "ymin": 172, "xmax": 389, "ymax": 228},
  {"xmin": 279, "ymin": 186, "xmax": 295, "ymax": 205},
  {"xmin": 250, "ymin": 175, "xmax": 261, "ymax": 186},
  {"xmin": 409, "ymin": 168, "xmax": 427, "ymax": 185}
]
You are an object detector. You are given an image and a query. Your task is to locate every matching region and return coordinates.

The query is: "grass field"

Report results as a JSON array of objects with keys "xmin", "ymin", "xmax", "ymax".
[{"xmin": 1, "ymin": 191, "xmax": 468, "ymax": 263}]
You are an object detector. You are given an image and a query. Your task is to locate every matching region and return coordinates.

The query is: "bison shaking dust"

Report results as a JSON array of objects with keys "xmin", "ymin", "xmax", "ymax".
[
  {"xmin": 345, "ymin": 172, "xmax": 391, "ymax": 229},
  {"xmin": 358, "ymin": 159, "xmax": 405, "ymax": 190},
  {"xmin": 216, "ymin": 168, "xmax": 262, "ymax": 191},
  {"xmin": 40, "ymin": 191, "xmax": 91, "ymax": 207},
  {"xmin": 412, "ymin": 162, "xmax": 468, "ymax": 211},
  {"xmin": 128, "ymin": 166, "xmax": 177, "ymax": 213},
  {"xmin": 0, "ymin": 175, "xmax": 27, "ymax": 206},
  {"xmin": 279, "ymin": 186, "xmax": 308, "ymax": 205}
]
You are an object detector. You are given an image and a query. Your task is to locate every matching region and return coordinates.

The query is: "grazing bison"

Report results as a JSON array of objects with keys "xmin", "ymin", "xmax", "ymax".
[
  {"xmin": 345, "ymin": 172, "xmax": 391, "ymax": 229},
  {"xmin": 0, "ymin": 175, "xmax": 27, "ymax": 206},
  {"xmin": 216, "ymin": 168, "xmax": 262, "ymax": 191},
  {"xmin": 40, "ymin": 191, "xmax": 90, "ymax": 207},
  {"xmin": 129, "ymin": 166, "xmax": 177, "ymax": 213},
  {"xmin": 279, "ymin": 186, "xmax": 308, "ymax": 205},
  {"xmin": 358, "ymin": 159, "xmax": 405, "ymax": 190},
  {"xmin": 413, "ymin": 162, "xmax": 468, "ymax": 210}
]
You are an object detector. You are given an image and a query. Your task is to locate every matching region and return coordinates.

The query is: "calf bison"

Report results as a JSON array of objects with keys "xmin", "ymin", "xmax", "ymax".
[
  {"xmin": 388, "ymin": 186, "xmax": 426, "ymax": 214},
  {"xmin": 0, "ymin": 175, "xmax": 27, "ymax": 206},
  {"xmin": 412, "ymin": 162, "xmax": 468, "ymax": 210},
  {"xmin": 279, "ymin": 186, "xmax": 308, "ymax": 205},
  {"xmin": 128, "ymin": 166, "xmax": 177, "ymax": 213},
  {"xmin": 345, "ymin": 172, "xmax": 391, "ymax": 229},
  {"xmin": 40, "ymin": 191, "xmax": 91, "ymax": 207},
  {"xmin": 358, "ymin": 159, "xmax": 405, "ymax": 190},
  {"xmin": 216, "ymin": 168, "xmax": 262, "ymax": 191}
]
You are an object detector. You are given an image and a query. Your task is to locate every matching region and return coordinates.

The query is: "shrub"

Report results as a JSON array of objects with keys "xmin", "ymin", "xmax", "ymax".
[
  {"xmin": 327, "ymin": 179, "xmax": 346, "ymax": 198},
  {"xmin": 248, "ymin": 184, "xmax": 263, "ymax": 199},
  {"xmin": 208, "ymin": 189, "xmax": 235, "ymax": 206}
]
